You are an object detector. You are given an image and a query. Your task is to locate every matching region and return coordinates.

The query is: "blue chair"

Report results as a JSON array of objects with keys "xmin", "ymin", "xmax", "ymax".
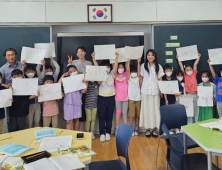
[
  {"xmin": 89, "ymin": 123, "xmax": 133, "ymax": 170},
  {"xmin": 156, "ymin": 104, "xmax": 198, "ymax": 169},
  {"xmin": 162, "ymin": 124, "xmax": 220, "ymax": 170}
]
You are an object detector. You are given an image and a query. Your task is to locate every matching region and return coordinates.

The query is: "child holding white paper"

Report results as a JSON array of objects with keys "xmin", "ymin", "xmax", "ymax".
[
  {"xmin": 36, "ymin": 56, "xmax": 60, "ymax": 84},
  {"xmin": 198, "ymin": 70, "xmax": 217, "ymax": 121},
  {"xmin": 127, "ymin": 58, "xmax": 141, "ymax": 136},
  {"xmin": 9, "ymin": 69, "xmax": 39, "ymax": 132},
  {"xmin": 208, "ymin": 59, "xmax": 222, "ymax": 118},
  {"xmin": 24, "ymin": 65, "xmax": 41, "ymax": 128},
  {"xmin": 175, "ymin": 70, "xmax": 186, "ymax": 103},
  {"xmin": 176, "ymin": 53, "xmax": 201, "ymax": 123},
  {"xmin": 41, "ymin": 75, "xmax": 61, "ymax": 128},
  {"xmin": 58, "ymin": 65, "xmax": 87, "ymax": 131},
  {"xmin": 91, "ymin": 52, "xmax": 118, "ymax": 142}
]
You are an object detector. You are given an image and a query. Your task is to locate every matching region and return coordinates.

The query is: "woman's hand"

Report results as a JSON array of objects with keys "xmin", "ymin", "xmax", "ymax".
[{"xmin": 68, "ymin": 55, "xmax": 73, "ymax": 64}]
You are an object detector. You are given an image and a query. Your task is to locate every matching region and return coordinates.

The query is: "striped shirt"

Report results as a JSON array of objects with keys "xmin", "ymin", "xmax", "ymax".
[
  {"xmin": 72, "ymin": 60, "xmax": 92, "ymax": 74},
  {"xmin": 85, "ymin": 81, "xmax": 99, "ymax": 109},
  {"xmin": 0, "ymin": 61, "xmax": 22, "ymax": 84}
]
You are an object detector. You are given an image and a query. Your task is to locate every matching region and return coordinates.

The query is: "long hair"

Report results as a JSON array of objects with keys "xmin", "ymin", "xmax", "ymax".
[{"xmin": 144, "ymin": 49, "xmax": 159, "ymax": 75}]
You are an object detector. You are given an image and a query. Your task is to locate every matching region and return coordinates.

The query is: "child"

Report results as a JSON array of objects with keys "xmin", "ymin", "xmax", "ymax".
[
  {"xmin": 42, "ymin": 75, "xmax": 60, "ymax": 128},
  {"xmin": 198, "ymin": 70, "xmax": 216, "ymax": 121},
  {"xmin": 161, "ymin": 64, "xmax": 183, "ymax": 106},
  {"xmin": 114, "ymin": 61, "xmax": 130, "ymax": 135},
  {"xmin": 0, "ymin": 72, "xmax": 7, "ymax": 134},
  {"xmin": 24, "ymin": 65, "xmax": 41, "ymax": 128},
  {"xmin": 91, "ymin": 52, "xmax": 118, "ymax": 142},
  {"xmin": 58, "ymin": 65, "xmax": 86, "ymax": 131},
  {"xmin": 208, "ymin": 59, "xmax": 222, "ymax": 118},
  {"xmin": 9, "ymin": 69, "xmax": 39, "ymax": 132},
  {"xmin": 85, "ymin": 81, "xmax": 99, "ymax": 139},
  {"xmin": 140, "ymin": 49, "xmax": 165, "ymax": 138},
  {"xmin": 127, "ymin": 58, "xmax": 141, "ymax": 136},
  {"xmin": 176, "ymin": 53, "xmax": 201, "ymax": 123},
  {"xmin": 175, "ymin": 70, "xmax": 186, "ymax": 103},
  {"xmin": 37, "ymin": 56, "xmax": 60, "ymax": 85}
]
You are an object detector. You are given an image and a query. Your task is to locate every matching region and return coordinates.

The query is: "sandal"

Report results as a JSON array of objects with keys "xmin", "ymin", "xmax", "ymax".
[
  {"xmin": 145, "ymin": 129, "xmax": 151, "ymax": 138},
  {"xmin": 152, "ymin": 129, "xmax": 159, "ymax": 138}
]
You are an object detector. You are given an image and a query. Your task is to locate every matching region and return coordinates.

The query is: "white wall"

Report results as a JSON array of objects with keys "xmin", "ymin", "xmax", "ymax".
[{"xmin": 1, "ymin": 0, "xmax": 222, "ymax": 23}]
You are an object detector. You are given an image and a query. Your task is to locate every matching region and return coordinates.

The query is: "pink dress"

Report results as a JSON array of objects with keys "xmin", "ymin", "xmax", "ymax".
[{"xmin": 114, "ymin": 72, "xmax": 128, "ymax": 101}]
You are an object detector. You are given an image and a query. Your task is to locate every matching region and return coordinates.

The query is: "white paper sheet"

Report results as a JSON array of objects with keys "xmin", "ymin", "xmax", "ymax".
[
  {"xmin": 12, "ymin": 78, "xmax": 38, "ymax": 96},
  {"xmin": 34, "ymin": 43, "xmax": 56, "ymax": 58},
  {"xmin": 197, "ymin": 86, "xmax": 213, "ymax": 107},
  {"xmin": 179, "ymin": 95, "xmax": 194, "ymax": 117},
  {"xmin": 0, "ymin": 89, "xmax": 12, "ymax": 108},
  {"xmin": 199, "ymin": 121, "xmax": 222, "ymax": 128},
  {"xmin": 94, "ymin": 44, "xmax": 115, "ymax": 60},
  {"xmin": 110, "ymin": 47, "xmax": 128, "ymax": 63},
  {"xmin": 21, "ymin": 47, "xmax": 45, "ymax": 64},
  {"xmin": 23, "ymin": 158, "xmax": 59, "ymax": 170},
  {"xmin": 123, "ymin": 46, "xmax": 144, "ymax": 60},
  {"xmin": 38, "ymin": 136, "xmax": 72, "ymax": 152},
  {"xmin": 62, "ymin": 74, "xmax": 86, "ymax": 94},
  {"xmin": 176, "ymin": 45, "xmax": 198, "ymax": 61},
  {"xmin": 208, "ymin": 48, "xmax": 222, "ymax": 65},
  {"xmin": 158, "ymin": 81, "xmax": 179, "ymax": 94},
  {"xmin": 38, "ymin": 83, "xmax": 62, "ymax": 102},
  {"xmin": 85, "ymin": 66, "xmax": 108, "ymax": 81}
]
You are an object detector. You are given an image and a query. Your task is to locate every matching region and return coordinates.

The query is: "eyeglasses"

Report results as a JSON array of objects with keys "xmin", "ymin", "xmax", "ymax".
[{"xmin": 6, "ymin": 54, "xmax": 15, "ymax": 57}]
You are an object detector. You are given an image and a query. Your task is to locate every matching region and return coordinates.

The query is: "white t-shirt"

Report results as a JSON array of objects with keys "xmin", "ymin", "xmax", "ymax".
[
  {"xmin": 140, "ymin": 63, "xmax": 165, "ymax": 95},
  {"xmin": 128, "ymin": 77, "xmax": 141, "ymax": 101}
]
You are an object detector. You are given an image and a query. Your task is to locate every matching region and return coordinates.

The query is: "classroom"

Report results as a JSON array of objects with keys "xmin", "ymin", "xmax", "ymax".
[{"xmin": 0, "ymin": 0, "xmax": 222, "ymax": 170}]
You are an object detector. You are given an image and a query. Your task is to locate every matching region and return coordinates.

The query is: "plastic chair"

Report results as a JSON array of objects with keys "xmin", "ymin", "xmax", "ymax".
[
  {"xmin": 156, "ymin": 104, "xmax": 198, "ymax": 169},
  {"xmin": 162, "ymin": 124, "xmax": 220, "ymax": 170},
  {"xmin": 89, "ymin": 123, "xmax": 133, "ymax": 170}
]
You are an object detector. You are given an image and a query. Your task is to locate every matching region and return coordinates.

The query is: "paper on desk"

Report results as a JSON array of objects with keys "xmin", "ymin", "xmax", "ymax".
[
  {"xmin": 199, "ymin": 121, "xmax": 222, "ymax": 129},
  {"xmin": 0, "ymin": 143, "xmax": 32, "ymax": 156},
  {"xmin": 23, "ymin": 158, "xmax": 59, "ymax": 170},
  {"xmin": 35, "ymin": 129, "xmax": 56, "ymax": 139},
  {"xmin": 38, "ymin": 136, "xmax": 72, "ymax": 152},
  {"xmin": 34, "ymin": 42, "xmax": 56, "ymax": 58},
  {"xmin": 1, "ymin": 157, "xmax": 24, "ymax": 170}
]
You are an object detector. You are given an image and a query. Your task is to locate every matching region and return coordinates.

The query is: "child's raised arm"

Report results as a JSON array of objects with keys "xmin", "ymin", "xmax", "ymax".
[
  {"xmin": 137, "ymin": 58, "xmax": 141, "ymax": 78},
  {"xmin": 193, "ymin": 53, "xmax": 201, "ymax": 71},
  {"xmin": 21, "ymin": 60, "xmax": 26, "ymax": 74},
  {"xmin": 176, "ymin": 54, "xmax": 184, "ymax": 72},
  {"xmin": 113, "ymin": 52, "xmax": 119, "ymax": 75},
  {"xmin": 50, "ymin": 56, "xmax": 60, "ymax": 82},
  {"xmin": 126, "ymin": 58, "xmax": 131, "ymax": 80},
  {"xmin": 208, "ymin": 59, "xmax": 216, "ymax": 79},
  {"xmin": 91, "ymin": 52, "xmax": 98, "ymax": 66},
  {"xmin": 58, "ymin": 72, "xmax": 69, "ymax": 85}
]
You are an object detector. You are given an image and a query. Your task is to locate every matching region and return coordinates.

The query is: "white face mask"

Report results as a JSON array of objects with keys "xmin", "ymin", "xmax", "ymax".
[
  {"xmin": 166, "ymin": 72, "xmax": 172, "ymax": 77},
  {"xmin": 106, "ymin": 68, "xmax": 111, "ymax": 73},
  {"xmin": 177, "ymin": 77, "xmax": 183, "ymax": 82},
  {"xmin": 46, "ymin": 72, "xmax": 53, "ymax": 76},
  {"xmin": 118, "ymin": 68, "xmax": 124, "ymax": 74},
  {"xmin": 186, "ymin": 71, "xmax": 193, "ymax": 76},
  {"xmin": 131, "ymin": 73, "xmax": 137, "ymax": 78},
  {"xmin": 70, "ymin": 71, "xmax": 77, "ymax": 76},
  {"xmin": 27, "ymin": 73, "xmax": 34, "ymax": 78},
  {"xmin": 202, "ymin": 77, "xmax": 209, "ymax": 83}
]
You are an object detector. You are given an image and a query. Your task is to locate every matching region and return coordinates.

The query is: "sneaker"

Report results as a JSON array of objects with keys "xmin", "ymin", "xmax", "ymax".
[
  {"xmin": 105, "ymin": 133, "xmax": 110, "ymax": 141},
  {"xmin": 152, "ymin": 129, "xmax": 159, "ymax": 138},
  {"xmin": 146, "ymin": 129, "xmax": 151, "ymax": 138},
  {"xmin": 134, "ymin": 130, "xmax": 139, "ymax": 136},
  {"xmin": 91, "ymin": 132, "xmax": 95, "ymax": 140},
  {"xmin": 100, "ymin": 134, "xmax": 105, "ymax": 142},
  {"xmin": 132, "ymin": 132, "xmax": 135, "ymax": 136}
]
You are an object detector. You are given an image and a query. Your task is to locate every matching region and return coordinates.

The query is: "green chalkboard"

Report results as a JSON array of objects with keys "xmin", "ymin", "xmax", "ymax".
[
  {"xmin": 0, "ymin": 27, "xmax": 50, "ymax": 67},
  {"xmin": 154, "ymin": 24, "xmax": 222, "ymax": 83}
]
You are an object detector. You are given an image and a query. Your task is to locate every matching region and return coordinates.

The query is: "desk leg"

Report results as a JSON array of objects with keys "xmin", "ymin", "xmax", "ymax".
[
  {"xmin": 183, "ymin": 132, "xmax": 187, "ymax": 154},
  {"xmin": 207, "ymin": 152, "xmax": 212, "ymax": 170},
  {"xmin": 215, "ymin": 156, "xmax": 218, "ymax": 166}
]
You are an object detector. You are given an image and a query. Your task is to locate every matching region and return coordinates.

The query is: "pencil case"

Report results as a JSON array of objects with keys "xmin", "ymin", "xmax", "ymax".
[{"xmin": 21, "ymin": 151, "xmax": 51, "ymax": 164}]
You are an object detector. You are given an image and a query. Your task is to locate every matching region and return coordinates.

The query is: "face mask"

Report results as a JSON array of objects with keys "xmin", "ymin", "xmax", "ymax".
[
  {"xmin": 27, "ymin": 73, "xmax": 34, "ymax": 78},
  {"xmin": 106, "ymin": 68, "xmax": 111, "ymax": 73},
  {"xmin": 118, "ymin": 68, "xmax": 124, "ymax": 74},
  {"xmin": 131, "ymin": 73, "xmax": 137, "ymax": 78},
  {"xmin": 70, "ymin": 71, "xmax": 78, "ymax": 76},
  {"xmin": 202, "ymin": 77, "xmax": 209, "ymax": 83},
  {"xmin": 177, "ymin": 77, "xmax": 183, "ymax": 82},
  {"xmin": 186, "ymin": 71, "xmax": 193, "ymax": 76},
  {"xmin": 46, "ymin": 72, "xmax": 53, "ymax": 76},
  {"xmin": 165, "ymin": 72, "xmax": 172, "ymax": 77}
]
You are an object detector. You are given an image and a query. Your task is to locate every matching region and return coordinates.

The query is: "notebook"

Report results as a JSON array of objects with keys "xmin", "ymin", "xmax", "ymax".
[
  {"xmin": 199, "ymin": 121, "xmax": 222, "ymax": 131},
  {"xmin": 69, "ymin": 145, "xmax": 96, "ymax": 158},
  {"xmin": 23, "ymin": 154, "xmax": 85, "ymax": 170},
  {"xmin": 0, "ymin": 157, "xmax": 24, "ymax": 170}
]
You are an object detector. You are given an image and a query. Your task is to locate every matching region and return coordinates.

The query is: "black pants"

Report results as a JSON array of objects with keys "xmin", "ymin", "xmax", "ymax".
[
  {"xmin": 8, "ymin": 116, "xmax": 27, "ymax": 132},
  {"xmin": 98, "ymin": 95, "xmax": 115, "ymax": 135},
  {"xmin": 79, "ymin": 94, "xmax": 86, "ymax": 122}
]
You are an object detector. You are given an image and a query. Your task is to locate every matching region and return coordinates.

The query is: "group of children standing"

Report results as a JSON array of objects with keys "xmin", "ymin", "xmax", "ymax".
[{"xmin": 0, "ymin": 47, "xmax": 221, "ymax": 142}]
